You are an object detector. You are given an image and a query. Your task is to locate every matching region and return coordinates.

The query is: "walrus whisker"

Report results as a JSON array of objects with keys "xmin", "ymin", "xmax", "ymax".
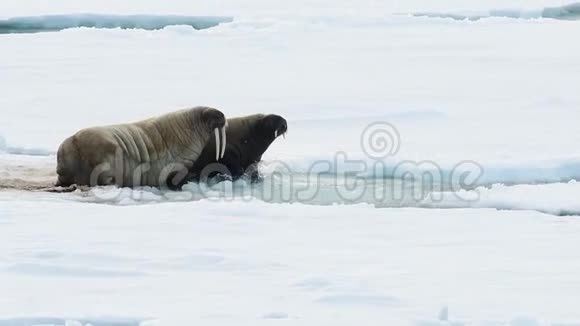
[
  {"xmin": 220, "ymin": 127, "xmax": 226, "ymax": 159},
  {"xmin": 214, "ymin": 127, "xmax": 220, "ymax": 161}
]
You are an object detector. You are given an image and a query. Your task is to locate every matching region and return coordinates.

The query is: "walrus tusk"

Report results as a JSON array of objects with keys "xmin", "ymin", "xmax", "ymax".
[
  {"xmin": 220, "ymin": 127, "xmax": 226, "ymax": 159},
  {"xmin": 274, "ymin": 130, "xmax": 278, "ymax": 138},
  {"xmin": 214, "ymin": 128, "xmax": 220, "ymax": 161}
]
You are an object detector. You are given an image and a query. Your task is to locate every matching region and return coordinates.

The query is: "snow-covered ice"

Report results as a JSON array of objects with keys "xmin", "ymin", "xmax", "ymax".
[
  {"xmin": 2, "ymin": 198, "xmax": 580, "ymax": 325},
  {"xmin": 1, "ymin": 0, "xmax": 580, "ymax": 324}
]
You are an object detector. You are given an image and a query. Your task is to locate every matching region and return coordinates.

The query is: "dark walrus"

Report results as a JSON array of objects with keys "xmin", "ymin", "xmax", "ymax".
[{"xmin": 168, "ymin": 113, "xmax": 287, "ymax": 189}]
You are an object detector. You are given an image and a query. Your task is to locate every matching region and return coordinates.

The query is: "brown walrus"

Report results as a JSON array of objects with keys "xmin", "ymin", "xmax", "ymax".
[{"xmin": 56, "ymin": 106, "xmax": 227, "ymax": 188}]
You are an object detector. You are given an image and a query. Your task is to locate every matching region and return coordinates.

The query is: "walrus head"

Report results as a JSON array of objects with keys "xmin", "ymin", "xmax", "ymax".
[
  {"xmin": 258, "ymin": 114, "xmax": 288, "ymax": 142},
  {"xmin": 234, "ymin": 114, "xmax": 287, "ymax": 170},
  {"xmin": 182, "ymin": 113, "xmax": 288, "ymax": 186}
]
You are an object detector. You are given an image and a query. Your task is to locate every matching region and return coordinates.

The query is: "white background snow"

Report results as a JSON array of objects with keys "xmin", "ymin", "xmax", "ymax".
[{"xmin": 1, "ymin": 0, "xmax": 580, "ymax": 325}]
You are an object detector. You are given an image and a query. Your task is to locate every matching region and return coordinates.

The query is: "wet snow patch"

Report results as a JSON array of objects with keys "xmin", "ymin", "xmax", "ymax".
[
  {"xmin": 412, "ymin": 3, "xmax": 580, "ymax": 21},
  {"xmin": 0, "ymin": 135, "xmax": 53, "ymax": 156},
  {"xmin": 0, "ymin": 14, "xmax": 233, "ymax": 34}
]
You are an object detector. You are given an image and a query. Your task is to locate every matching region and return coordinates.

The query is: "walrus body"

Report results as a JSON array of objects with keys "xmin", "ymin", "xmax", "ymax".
[
  {"xmin": 171, "ymin": 114, "xmax": 287, "ymax": 188},
  {"xmin": 56, "ymin": 106, "xmax": 227, "ymax": 188}
]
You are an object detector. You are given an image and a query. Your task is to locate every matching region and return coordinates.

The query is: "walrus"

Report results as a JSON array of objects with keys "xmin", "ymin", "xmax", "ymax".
[
  {"xmin": 56, "ymin": 106, "xmax": 227, "ymax": 188},
  {"xmin": 168, "ymin": 114, "xmax": 287, "ymax": 189}
]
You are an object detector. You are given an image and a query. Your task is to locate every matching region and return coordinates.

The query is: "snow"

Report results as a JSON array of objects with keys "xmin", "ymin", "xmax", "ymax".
[
  {"xmin": 2, "ymin": 199, "xmax": 580, "ymax": 325},
  {"xmin": 425, "ymin": 181, "xmax": 580, "ymax": 216},
  {"xmin": 1, "ymin": 14, "xmax": 580, "ymax": 184},
  {"xmin": 1, "ymin": 0, "xmax": 580, "ymax": 324}
]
